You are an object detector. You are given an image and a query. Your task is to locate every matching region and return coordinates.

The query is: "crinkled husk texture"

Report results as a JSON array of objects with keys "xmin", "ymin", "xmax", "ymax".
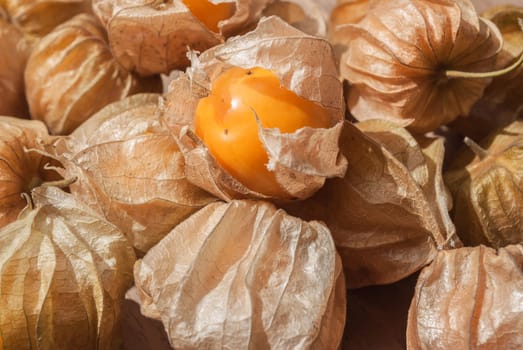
[
  {"xmin": 445, "ymin": 120, "xmax": 523, "ymax": 248},
  {"xmin": 283, "ymin": 120, "xmax": 461, "ymax": 288},
  {"xmin": 0, "ymin": 0, "xmax": 91, "ymax": 36},
  {"xmin": 0, "ymin": 186, "xmax": 136, "ymax": 350},
  {"xmin": 161, "ymin": 16, "xmax": 347, "ymax": 201},
  {"xmin": 261, "ymin": 0, "xmax": 330, "ymax": 37},
  {"xmin": 24, "ymin": 13, "xmax": 160, "ymax": 135},
  {"xmin": 46, "ymin": 94, "xmax": 217, "ymax": 254},
  {"xmin": 134, "ymin": 200, "xmax": 346, "ymax": 349},
  {"xmin": 0, "ymin": 18, "xmax": 31, "ymax": 118},
  {"xmin": 451, "ymin": 6, "xmax": 523, "ymax": 140},
  {"xmin": 0, "ymin": 117, "xmax": 60, "ymax": 229},
  {"xmin": 92, "ymin": 0, "xmax": 272, "ymax": 76},
  {"xmin": 338, "ymin": 0, "xmax": 503, "ymax": 134},
  {"xmin": 407, "ymin": 244, "xmax": 523, "ymax": 349}
]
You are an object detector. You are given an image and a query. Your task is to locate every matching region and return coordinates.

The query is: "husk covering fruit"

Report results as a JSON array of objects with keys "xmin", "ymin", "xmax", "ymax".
[
  {"xmin": 445, "ymin": 120, "xmax": 523, "ymax": 248},
  {"xmin": 284, "ymin": 120, "xmax": 460, "ymax": 287},
  {"xmin": 407, "ymin": 244, "xmax": 523, "ymax": 349},
  {"xmin": 338, "ymin": 0, "xmax": 503, "ymax": 133},
  {"xmin": 92, "ymin": 0, "xmax": 272, "ymax": 76},
  {"xmin": 46, "ymin": 94, "xmax": 217, "ymax": 254},
  {"xmin": 0, "ymin": 18, "xmax": 30, "ymax": 117},
  {"xmin": 162, "ymin": 16, "xmax": 347, "ymax": 201},
  {"xmin": 0, "ymin": 117, "xmax": 59, "ymax": 228},
  {"xmin": 134, "ymin": 200, "xmax": 346, "ymax": 349},
  {"xmin": 24, "ymin": 14, "xmax": 160, "ymax": 135},
  {"xmin": 0, "ymin": 186, "xmax": 136, "ymax": 349}
]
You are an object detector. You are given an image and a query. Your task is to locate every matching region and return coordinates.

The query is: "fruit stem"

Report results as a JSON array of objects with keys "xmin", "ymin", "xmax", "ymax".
[
  {"xmin": 446, "ymin": 18, "xmax": 523, "ymax": 79},
  {"xmin": 463, "ymin": 137, "xmax": 489, "ymax": 160}
]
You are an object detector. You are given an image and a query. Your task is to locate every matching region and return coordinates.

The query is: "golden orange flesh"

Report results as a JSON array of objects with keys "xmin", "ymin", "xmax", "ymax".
[
  {"xmin": 194, "ymin": 67, "xmax": 330, "ymax": 197},
  {"xmin": 181, "ymin": 0, "xmax": 235, "ymax": 32}
]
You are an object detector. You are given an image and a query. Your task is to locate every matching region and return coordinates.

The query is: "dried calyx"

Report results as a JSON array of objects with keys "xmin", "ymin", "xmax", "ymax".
[
  {"xmin": 445, "ymin": 120, "xmax": 523, "ymax": 248},
  {"xmin": 161, "ymin": 16, "xmax": 347, "ymax": 201},
  {"xmin": 339, "ymin": 0, "xmax": 507, "ymax": 133}
]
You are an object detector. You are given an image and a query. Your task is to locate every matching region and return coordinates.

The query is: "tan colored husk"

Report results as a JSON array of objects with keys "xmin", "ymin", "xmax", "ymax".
[
  {"xmin": 451, "ymin": 6, "xmax": 523, "ymax": 140},
  {"xmin": 0, "ymin": 0, "xmax": 91, "ymax": 37},
  {"xmin": 0, "ymin": 186, "xmax": 136, "ymax": 349},
  {"xmin": 47, "ymin": 94, "xmax": 217, "ymax": 254},
  {"xmin": 134, "ymin": 200, "xmax": 346, "ymax": 349},
  {"xmin": 92, "ymin": 0, "xmax": 272, "ymax": 76},
  {"xmin": 407, "ymin": 244, "xmax": 523, "ymax": 350},
  {"xmin": 338, "ymin": 0, "xmax": 503, "ymax": 134},
  {"xmin": 0, "ymin": 117, "xmax": 60, "ymax": 229},
  {"xmin": 24, "ymin": 13, "xmax": 161, "ymax": 135},
  {"xmin": 0, "ymin": 18, "xmax": 31, "ymax": 117},
  {"xmin": 445, "ymin": 120, "xmax": 523, "ymax": 248},
  {"xmin": 283, "ymin": 120, "xmax": 461, "ymax": 288},
  {"xmin": 161, "ymin": 16, "xmax": 347, "ymax": 201},
  {"xmin": 261, "ymin": 0, "xmax": 329, "ymax": 37}
]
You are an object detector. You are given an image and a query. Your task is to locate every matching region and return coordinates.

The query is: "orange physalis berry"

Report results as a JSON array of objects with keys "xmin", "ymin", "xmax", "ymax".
[
  {"xmin": 195, "ymin": 66, "xmax": 331, "ymax": 197},
  {"xmin": 181, "ymin": 0, "xmax": 235, "ymax": 32}
]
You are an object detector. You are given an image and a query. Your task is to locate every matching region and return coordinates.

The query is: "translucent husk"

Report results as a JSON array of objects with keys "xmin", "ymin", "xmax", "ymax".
[
  {"xmin": 0, "ymin": 0, "xmax": 91, "ymax": 37},
  {"xmin": 134, "ymin": 200, "xmax": 346, "ymax": 349},
  {"xmin": 283, "ymin": 120, "xmax": 461, "ymax": 288},
  {"xmin": 0, "ymin": 186, "xmax": 136, "ymax": 349},
  {"xmin": 92, "ymin": 0, "xmax": 272, "ymax": 76},
  {"xmin": 0, "ymin": 117, "xmax": 60, "ymax": 228},
  {"xmin": 47, "ymin": 94, "xmax": 217, "ymax": 254},
  {"xmin": 0, "ymin": 18, "xmax": 31, "ymax": 118},
  {"xmin": 161, "ymin": 16, "xmax": 347, "ymax": 201},
  {"xmin": 445, "ymin": 120, "xmax": 523, "ymax": 248},
  {"xmin": 407, "ymin": 244, "xmax": 523, "ymax": 349},
  {"xmin": 24, "ymin": 13, "xmax": 161, "ymax": 135},
  {"xmin": 338, "ymin": 0, "xmax": 503, "ymax": 133}
]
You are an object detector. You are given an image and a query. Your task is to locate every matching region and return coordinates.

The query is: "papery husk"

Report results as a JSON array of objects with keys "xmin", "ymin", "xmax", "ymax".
[
  {"xmin": 0, "ymin": 117, "xmax": 60, "ymax": 228},
  {"xmin": 134, "ymin": 200, "xmax": 346, "ymax": 349},
  {"xmin": 445, "ymin": 120, "xmax": 523, "ymax": 248},
  {"xmin": 0, "ymin": 18, "xmax": 30, "ymax": 117},
  {"xmin": 261, "ymin": 0, "xmax": 329, "ymax": 36},
  {"xmin": 407, "ymin": 244, "xmax": 523, "ymax": 349},
  {"xmin": 92, "ymin": 0, "xmax": 271, "ymax": 76},
  {"xmin": 0, "ymin": 186, "xmax": 136, "ymax": 349},
  {"xmin": 24, "ymin": 14, "xmax": 161, "ymax": 135},
  {"xmin": 283, "ymin": 120, "xmax": 461, "ymax": 288},
  {"xmin": 0, "ymin": 0, "xmax": 91, "ymax": 37},
  {"xmin": 162, "ymin": 16, "xmax": 347, "ymax": 201},
  {"xmin": 338, "ymin": 0, "xmax": 503, "ymax": 134},
  {"xmin": 47, "ymin": 94, "xmax": 217, "ymax": 254},
  {"xmin": 471, "ymin": 0, "xmax": 522, "ymax": 13},
  {"xmin": 450, "ymin": 5, "xmax": 523, "ymax": 141}
]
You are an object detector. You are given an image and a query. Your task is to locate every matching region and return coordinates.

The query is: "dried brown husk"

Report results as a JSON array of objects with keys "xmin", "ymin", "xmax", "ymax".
[
  {"xmin": 92, "ymin": 0, "xmax": 272, "ymax": 76},
  {"xmin": 407, "ymin": 244, "xmax": 523, "ymax": 349},
  {"xmin": 0, "ymin": 18, "xmax": 30, "ymax": 117},
  {"xmin": 134, "ymin": 200, "xmax": 346, "ymax": 349},
  {"xmin": 0, "ymin": 0, "xmax": 91, "ymax": 37},
  {"xmin": 47, "ymin": 94, "xmax": 217, "ymax": 254},
  {"xmin": 261, "ymin": 0, "xmax": 329, "ymax": 37},
  {"xmin": 283, "ymin": 120, "xmax": 461, "ymax": 288},
  {"xmin": 445, "ymin": 120, "xmax": 523, "ymax": 248},
  {"xmin": 450, "ymin": 6, "xmax": 523, "ymax": 140},
  {"xmin": 0, "ymin": 186, "xmax": 136, "ymax": 349},
  {"xmin": 24, "ymin": 14, "xmax": 161, "ymax": 135},
  {"xmin": 0, "ymin": 117, "xmax": 61, "ymax": 229},
  {"xmin": 162, "ymin": 16, "xmax": 347, "ymax": 201},
  {"xmin": 338, "ymin": 0, "xmax": 503, "ymax": 134}
]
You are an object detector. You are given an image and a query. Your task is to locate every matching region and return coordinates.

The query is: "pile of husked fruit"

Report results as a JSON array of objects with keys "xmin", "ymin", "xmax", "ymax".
[{"xmin": 0, "ymin": 0, "xmax": 522, "ymax": 349}]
